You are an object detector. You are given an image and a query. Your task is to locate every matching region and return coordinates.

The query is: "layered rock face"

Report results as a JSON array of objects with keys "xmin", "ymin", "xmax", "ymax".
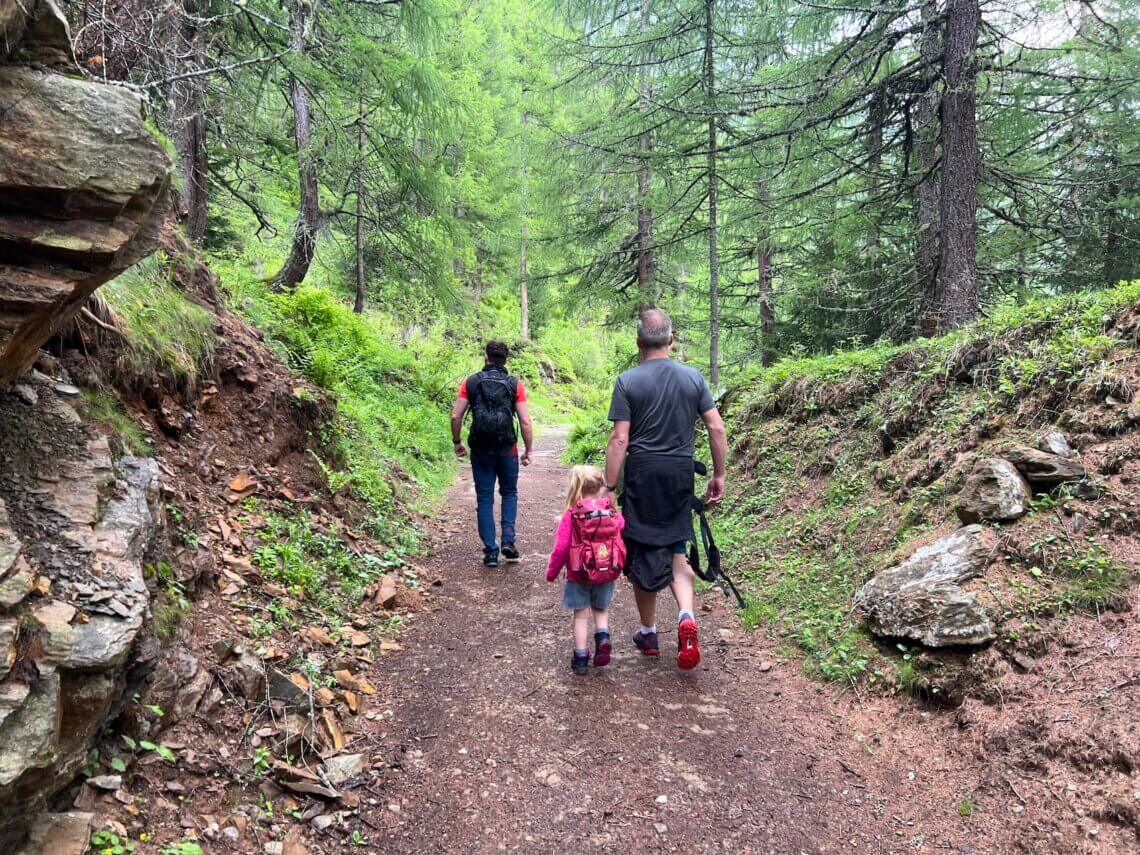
[
  {"xmin": 0, "ymin": 374, "xmax": 163, "ymax": 849},
  {"xmin": 856, "ymin": 525, "xmax": 998, "ymax": 648},
  {"xmin": 0, "ymin": 0, "xmax": 170, "ymax": 383},
  {"xmin": 0, "ymin": 3, "xmax": 171, "ymax": 846}
]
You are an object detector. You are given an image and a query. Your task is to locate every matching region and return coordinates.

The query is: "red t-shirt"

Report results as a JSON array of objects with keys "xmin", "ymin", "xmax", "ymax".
[
  {"xmin": 458, "ymin": 377, "xmax": 527, "ymax": 403},
  {"xmin": 458, "ymin": 375, "xmax": 527, "ymax": 453}
]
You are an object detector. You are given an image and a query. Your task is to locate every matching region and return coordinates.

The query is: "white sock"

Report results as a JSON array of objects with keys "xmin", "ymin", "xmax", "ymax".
[
  {"xmin": 638, "ymin": 625, "xmax": 657, "ymax": 636},
  {"xmin": 678, "ymin": 610, "xmax": 694, "ymax": 624}
]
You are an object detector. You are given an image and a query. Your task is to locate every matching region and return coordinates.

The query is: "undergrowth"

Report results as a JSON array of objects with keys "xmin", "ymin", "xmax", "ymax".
[
  {"xmin": 725, "ymin": 282, "xmax": 1140, "ymax": 687},
  {"xmin": 246, "ymin": 503, "xmax": 405, "ymax": 622},
  {"xmin": 79, "ymin": 390, "xmax": 154, "ymax": 455},
  {"xmin": 101, "ymin": 254, "xmax": 217, "ymax": 394},
  {"xmin": 209, "ymin": 233, "xmax": 614, "ymax": 534}
]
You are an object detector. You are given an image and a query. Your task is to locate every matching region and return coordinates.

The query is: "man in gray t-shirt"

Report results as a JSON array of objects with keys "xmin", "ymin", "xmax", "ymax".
[{"xmin": 603, "ymin": 309, "xmax": 727, "ymax": 671}]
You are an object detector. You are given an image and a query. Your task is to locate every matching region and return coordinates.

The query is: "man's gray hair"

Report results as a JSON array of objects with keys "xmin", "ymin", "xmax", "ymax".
[{"xmin": 637, "ymin": 309, "xmax": 672, "ymax": 348}]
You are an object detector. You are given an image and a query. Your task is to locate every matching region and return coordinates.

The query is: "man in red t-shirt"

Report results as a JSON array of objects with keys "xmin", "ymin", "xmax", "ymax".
[{"xmin": 450, "ymin": 341, "xmax": 533, "ymax": 568}]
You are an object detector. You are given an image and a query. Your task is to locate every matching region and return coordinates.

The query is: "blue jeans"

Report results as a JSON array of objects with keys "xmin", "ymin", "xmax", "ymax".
[{"xmin": 471, "ymin": 448, "xmax": 519, "ymax": 554}]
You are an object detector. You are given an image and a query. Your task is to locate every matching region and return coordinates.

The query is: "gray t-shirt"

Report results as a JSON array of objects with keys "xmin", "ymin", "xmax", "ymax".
[{"xmin": 607, "ymin": 358, "xmax": 715, "ymax": 456}]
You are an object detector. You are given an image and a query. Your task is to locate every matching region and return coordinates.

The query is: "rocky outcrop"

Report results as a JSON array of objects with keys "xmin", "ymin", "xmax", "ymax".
[
  {"xmin": 1003, "ymin": 446, "xmax": 1086, "ymax": 487},
  {"xmin": 0, "ymin": 374, "xmax": 163, "ymax": 849},
  {"xmin": 0, "ymin": 0, "xmax": 171, "ymax": 383},
  {"xmin": 856, "ymin": 525, "xmax": 998, "ymax": 648},
  {"xmin": 955, "ymin": 458, "xmax": 1032, "ymax": 524}
]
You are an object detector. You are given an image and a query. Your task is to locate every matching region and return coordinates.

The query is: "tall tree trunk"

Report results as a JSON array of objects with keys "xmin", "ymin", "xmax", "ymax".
[
  {"xmin": 274, "ymin": 0, "xmax": 321, "ymax": 292},
  {"xmin": 705, "ymin": 0, "xmax": 719, "ymax": 387},
  {"xmin": 519, "ymin": 111, "xmax": 530, "ymax": 341},
  {"xmin": 915, "ymin": 0, "xmax": 942, "ymax": 336},
  {"xmin": 1104, "ymin": 177, "xmax": 1120, "ymax": 284},
  {"xmin": 636, "ymin": 0, "xmax": 654, "ymax": 304},
  {"xmin": 866, "ymin": 83, "xmax": 886, "ymax": 255},
  {"xmin": 757, "ymin": 183, "xmax": 774, "ymax": 366},
  {"xmin": 353, "ymin": 82, "xmax": 366, "ymax": 314},
  {"xmin": 168, "ymin": 1, "xmax": 208, "ymax": 242},
  {"xmin": 935, "ymin": 0, "xmax": 980, "ymax": 329}
]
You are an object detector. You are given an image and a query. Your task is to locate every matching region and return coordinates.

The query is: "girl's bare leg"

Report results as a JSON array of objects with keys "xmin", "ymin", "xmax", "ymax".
[{"xmin": 573, "ymin": 608, "xmax": 590, "ymax": 651}]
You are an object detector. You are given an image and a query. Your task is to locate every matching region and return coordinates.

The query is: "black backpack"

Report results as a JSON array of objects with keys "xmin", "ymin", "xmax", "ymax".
[{"xmin": 467, "ymin": 370, "xmax": 518, "ymax": 450}]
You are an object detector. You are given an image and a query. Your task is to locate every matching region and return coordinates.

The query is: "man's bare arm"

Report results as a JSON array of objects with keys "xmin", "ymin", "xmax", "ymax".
[
  {"xmin": 604, "ymin": 420, "xmax": 630, "ymax": 491},
  {"xmin": 701, "ymin": 407, "xmax": 727, "ymax": 503},
  {"xmin": 515, "ymin": 400, "xmax": 534, "ymax": 465},
  {"xmin": 450, "ymin": 397, "xmax": 469, "ymax": 457}
]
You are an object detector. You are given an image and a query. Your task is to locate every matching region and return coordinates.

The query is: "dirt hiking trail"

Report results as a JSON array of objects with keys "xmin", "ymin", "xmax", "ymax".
[{"xmin": 360, "ymin": 431, "xmax": 1023, "ymax": 854}]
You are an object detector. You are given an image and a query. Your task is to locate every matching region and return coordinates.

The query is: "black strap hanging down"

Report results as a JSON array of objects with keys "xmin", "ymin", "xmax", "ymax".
[{"xmin": 688, "ymin": 470, "xmax": 748, "ymax": 610}]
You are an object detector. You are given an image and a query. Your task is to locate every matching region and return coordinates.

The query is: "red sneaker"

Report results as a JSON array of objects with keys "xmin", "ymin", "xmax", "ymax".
[{"xmin": 677, "ymin": 618, "xmax": 700, "ymax": 670}]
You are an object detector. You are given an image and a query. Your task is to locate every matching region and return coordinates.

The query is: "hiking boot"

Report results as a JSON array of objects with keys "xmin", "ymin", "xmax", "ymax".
[
  {"xmin": 677, "ymin": 618, "xmax": 701, "ymax": 670},
  {"xmin": 594, "ymin": 631, "xmax": 612, "ymax": 667},
  {"xmin": 482, "ymin": 550, "xmax": 499, "ymax": 569},
  {"xmin": 632, "ymin": 628, "xmax": 659, "ymax": 657},
  {"xmin": 501, "ymin": 543, "xmax": 520, "ymax": 562},
  {"xmin": 571, "ymin": 650, "xmax": 590, "ymax": 675}
]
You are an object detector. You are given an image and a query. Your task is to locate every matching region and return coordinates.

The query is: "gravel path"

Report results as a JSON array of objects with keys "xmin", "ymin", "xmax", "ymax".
[{"xmin": 360, "ymin": 431, "xmax": 982, "ymax": 854}]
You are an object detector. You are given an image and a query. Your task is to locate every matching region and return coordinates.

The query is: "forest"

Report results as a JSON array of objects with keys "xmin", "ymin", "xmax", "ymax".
[
  {"xmin": 0, "ymin": 0, "xmax": 1138, "ymax": 852},
  {"xmin": 74, "ymin": 0, "xmax": 1139, "ymax": 381}
]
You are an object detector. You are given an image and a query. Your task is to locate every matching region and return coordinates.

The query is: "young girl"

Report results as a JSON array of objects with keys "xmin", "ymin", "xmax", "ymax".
[{"xmin": 546, "ymin": 465, "xmax": 626, "ymax": 675}]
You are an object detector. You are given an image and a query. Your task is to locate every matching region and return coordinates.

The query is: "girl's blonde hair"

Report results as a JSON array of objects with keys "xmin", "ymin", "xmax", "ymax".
[{"xmin": 566, "ymin": 465, "xmax": 606, "ymax": 508}]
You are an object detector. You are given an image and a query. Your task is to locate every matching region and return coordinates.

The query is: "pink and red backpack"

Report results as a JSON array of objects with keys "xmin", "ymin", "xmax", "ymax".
[{"xmin": 567, "ymin": 497, "xmax": 626, "ymax": 585}]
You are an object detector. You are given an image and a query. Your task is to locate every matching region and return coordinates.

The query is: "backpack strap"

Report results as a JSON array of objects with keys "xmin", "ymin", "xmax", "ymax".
[{"xmin": 689, "ymin": 496, "xmax": 747, "ymax": 610}]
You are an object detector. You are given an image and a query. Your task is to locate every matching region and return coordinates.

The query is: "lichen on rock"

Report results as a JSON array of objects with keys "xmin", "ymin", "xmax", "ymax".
[{"xmin": 856, "ymin": 525, "xmax": 998, "ymax": 648}]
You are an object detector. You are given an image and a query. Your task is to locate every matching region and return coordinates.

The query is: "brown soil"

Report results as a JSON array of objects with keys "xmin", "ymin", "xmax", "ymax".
[
  {"xmin": 73, "ymin": 426, "xmax": 1140, "ymax": 854},
  {"xmin": 338, "ymin": 433, "xmax": 1137, "ymax": 854}
]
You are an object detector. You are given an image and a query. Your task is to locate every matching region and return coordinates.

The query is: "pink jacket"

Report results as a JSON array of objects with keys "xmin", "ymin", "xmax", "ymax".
[{"xmin": 546, "ymin": 508, "xmax": 626, "ymax": 582}]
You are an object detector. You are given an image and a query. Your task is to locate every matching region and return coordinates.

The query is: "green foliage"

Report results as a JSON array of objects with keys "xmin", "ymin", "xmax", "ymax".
[
  {"xmin": 565, "ymin": 419, "xmax": 609, "ymax": 465},
  {"xmin": 726, "ymin": 287, "xmax": 1140, "ymax": 682},
  {"xmin": 91, "ymin": 829, "xmax": 135, "ymax": 855},
  {"xmin": 101, "ymin": 255, "xmax": 216, "ymax": 393},
  {"xmin": 79, "ymin": 391, "xmax": 154, "ymax": 455},
  {"xmin": 250, "ymin": 505, "xmax": 396, "ymax": 609}
]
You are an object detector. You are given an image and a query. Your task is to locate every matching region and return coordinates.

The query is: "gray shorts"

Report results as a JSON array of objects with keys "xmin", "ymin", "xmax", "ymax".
[{"xmin": 562, "ymin": 580, "xmax": 616, "ymax": 611}]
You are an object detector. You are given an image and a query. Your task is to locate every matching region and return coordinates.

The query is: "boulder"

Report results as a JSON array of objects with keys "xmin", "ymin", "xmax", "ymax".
[
  {"xmin": 1037, "ymin": 431, "xmax": 1072, "ymax": 458},
  {"xmin": 955, "ymin": 458, "xmax": 1032, "ymax": 524},
  {"xmin": 17, "ymin": 811, "xmax": 94, "ymax": 855},
  {"xmin": 0, "ymin": 44, "xmax": 171, "ymax": 382},
  {"xmin": 856, "ymin": 525, "xmax": 997, "ymax": 647},
  {"xmin": 1002, "ymin": 446, "xmax": 1085, "ymax": 487},
  {"xmin": 0, "ymin": 0, "xmax": 73, "ymax": 67}
]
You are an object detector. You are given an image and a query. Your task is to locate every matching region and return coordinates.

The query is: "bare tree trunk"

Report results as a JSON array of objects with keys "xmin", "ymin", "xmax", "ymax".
[
  {"xmin": 915, "ymin": 0, "xmax": 942, "ymax": 336},
  {"xmin": 274, "ymin": 0, "xmax": 321, "ymax": 292},
  {"xmin": 757, "ymin": 183, "xmax": 774, "ymax": 366},
  {"xmin": 168, "ymin": 1, "xmax": 208, "ymax": 242},
  {"xmin": 519, "ymin": 111, "xmax": 529, "ymax": 340},
  {"xmin": 636, "ymin": 0, "xmax": 654, "ymax": 305},
  {"xmin": 935, "ymin": 0, "xmax": 980, "ymax": 329},
  {"xmin": 705, "ymin": 0, "xmax": 719, "ymax": 387},
  {"xmin": 354, "ymin": 82, "xmax": 366, "ymax": 314},
  {"xmin": 866, "ymin": 83, "xmax": 885, "ymax": 255}
]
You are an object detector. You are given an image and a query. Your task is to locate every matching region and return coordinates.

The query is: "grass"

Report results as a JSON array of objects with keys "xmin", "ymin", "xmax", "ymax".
[
  {"xmin": 79, "ymin": 390, "xmax": 154, "ymax": 455},
  {"xmin": 726, "ymin": 282, "xmax": 1140, "ymax": 687},
  {"xmin": 101, "ymin": 254, "xmax": 217, "ymax": 394}
]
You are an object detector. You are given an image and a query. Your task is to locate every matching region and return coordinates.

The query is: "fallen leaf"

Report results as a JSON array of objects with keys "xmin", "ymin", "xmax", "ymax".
[
  {"xmin": 343, "ymin": 692, "xmax": 359, "ymax": 714},
  {"xmin": 322, "ymin": 709, "xmax": 346, "ymax": 751},
  {"xmin": 289, "ymin": 673, "xmax": 310, "ymax": 692},
  {"xmin": 314, "ymin": 687, "xmax": 336, "ymax": 706},
  {"xmin": 228, "ymin": 473, "xmax": 257, "ymax": 493},
  {"xmin": 304, "ymin": 626, "xmax": 334, "ymax": 646},
  {"xmin": 379, "ymin": 640, "xmax": 402, "ymax": 653},
  {"xmin": 348, "ymin": 630, "xmax": 370, "ymax": 647}
]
